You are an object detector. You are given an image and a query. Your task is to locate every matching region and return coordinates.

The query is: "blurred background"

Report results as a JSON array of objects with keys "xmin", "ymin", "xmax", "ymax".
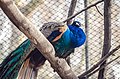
[{"xmin": 0, "ymin": 0, "xmax": 120, "ymax": 79}]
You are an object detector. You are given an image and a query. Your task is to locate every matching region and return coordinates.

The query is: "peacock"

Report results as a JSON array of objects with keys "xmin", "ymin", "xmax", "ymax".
[{"xmin": 0, "ymin": 21, "xmax": 86, "ymax": 79}]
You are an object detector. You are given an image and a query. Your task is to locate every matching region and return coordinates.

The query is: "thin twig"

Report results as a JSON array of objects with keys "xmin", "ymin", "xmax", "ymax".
[
  {"xmin": 87, "ymin": 56, "xmax": 120, "ymax": 77},
  {"xmin": 95, "ymin": 5, "xmax": 103, "ymax": 16},
  {"xmin": 63, "ymin": 0, "xmax": 104, "ymax": 23},
  {"xmin": 78, "ymin": 45, "xmax": 120, "ymax": 79}
]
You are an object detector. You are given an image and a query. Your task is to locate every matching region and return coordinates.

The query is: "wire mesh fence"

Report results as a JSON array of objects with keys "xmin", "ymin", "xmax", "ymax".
[{"xmin": 0, "ymin": 0, "xmax": 120, "ymax": 79}]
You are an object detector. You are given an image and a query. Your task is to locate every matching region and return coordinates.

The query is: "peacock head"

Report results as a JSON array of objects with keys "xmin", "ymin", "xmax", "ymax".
[{"xmin": 72, "ymin": 21, "xmax": 81, "ymax": 27}]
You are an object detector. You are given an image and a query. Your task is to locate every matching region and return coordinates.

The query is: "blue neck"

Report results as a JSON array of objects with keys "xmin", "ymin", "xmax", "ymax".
[
  {"xmin": 61, "ymin": 28, "xmax": 71, "ymax": 46},
  {"xmin": 53, "ymin": 28, "xmax": 72, "ymax": 57}
]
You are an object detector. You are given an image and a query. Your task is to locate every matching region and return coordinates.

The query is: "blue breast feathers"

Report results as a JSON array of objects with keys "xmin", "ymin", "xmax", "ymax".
[
  {"xmin": 47, "ymin": 22, "xmax": 86, "ymax": 57},
  {"xmin": 68, "ymin": 25, "xmax": 86, "ymax": 48}
]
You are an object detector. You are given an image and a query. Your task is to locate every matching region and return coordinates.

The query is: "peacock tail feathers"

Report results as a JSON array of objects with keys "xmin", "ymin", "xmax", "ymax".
[
  {"xmin": 17, "ymin": 58, "xmax": 38, "ymax": 79},
  {"xmin": 0, "ymin": 39, "xmax": 35, "ymax": 79},
  {"xmin": 17, "ymin": 48, "xmax": 46, "ymax": 79}
]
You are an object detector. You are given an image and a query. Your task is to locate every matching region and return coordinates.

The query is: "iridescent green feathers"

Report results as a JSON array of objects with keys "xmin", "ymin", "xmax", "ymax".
[{"xmin": 0, "ymin": 39, "xmax": 32, "ymax": 79}]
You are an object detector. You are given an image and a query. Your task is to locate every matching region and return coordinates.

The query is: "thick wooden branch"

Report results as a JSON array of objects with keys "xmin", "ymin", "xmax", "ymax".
[
  {"xmin": 98, "ymin": 0, "xmax": 111, "ymax": 78},
  {"xmin": 63, "ymin": 0, "xmax": 104, "ymax": 23},
  {"xmin": 0, "ymin": 0, "xmax": 78, "ymax": 79},
  {"xmin": 78, "ymin": 44, "xmax": 120, "ymax": 79}
]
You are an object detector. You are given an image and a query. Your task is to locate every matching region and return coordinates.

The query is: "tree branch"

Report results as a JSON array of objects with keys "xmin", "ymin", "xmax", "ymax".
[
  {"xmin": 95, "ymin": 5, "xmax": 103, "ymax": 16},
  {"xmin": 87, "ymin": 56, "xmax": 120, "ymax": 77},
  {"xmin": 67, "ymin": 0, "xmax": 77, "ymax": 25},
  {"xmin": 78, "ymin": 44, "xmax": 120, "ymax": 79},
  {"xmin": 98, "ymin": 0, "xmax": 111, "ymax": 78},
  {"xmin": 84, "ymin": 0, "xmax": 89, "ymax": 71},
  {"xmin": 0, "ymin": 0, "xmax": 78, "ymax": 79},
  {"xmin": 63, "ymin": 0, "xmax": 104, "ymax": 23}
]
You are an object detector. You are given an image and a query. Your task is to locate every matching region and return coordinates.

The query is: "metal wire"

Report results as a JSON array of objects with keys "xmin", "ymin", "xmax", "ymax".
[{"xmin": 0, "ymin": 0, "xmax": 120, "ymax": 79}]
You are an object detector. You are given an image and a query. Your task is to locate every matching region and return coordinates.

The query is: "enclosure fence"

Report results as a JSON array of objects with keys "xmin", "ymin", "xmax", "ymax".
[{"xmin": 0, "ymin": 0, "xmax": 120, "ymax": 79}]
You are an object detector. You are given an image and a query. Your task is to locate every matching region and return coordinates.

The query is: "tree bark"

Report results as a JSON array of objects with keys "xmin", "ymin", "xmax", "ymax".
[
  {"xmin": 98, "ymin": 0, "xmax": 111, "ymax": 79},
  {"xmin": 0, "ymin": 0, "xmax": 78, "ymax": 79}
]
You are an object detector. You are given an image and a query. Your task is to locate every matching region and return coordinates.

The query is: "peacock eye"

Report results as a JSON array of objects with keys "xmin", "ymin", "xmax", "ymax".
[{"xmin": 76, "ymin": 22, "xmax": 80, "ymax": 26}]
